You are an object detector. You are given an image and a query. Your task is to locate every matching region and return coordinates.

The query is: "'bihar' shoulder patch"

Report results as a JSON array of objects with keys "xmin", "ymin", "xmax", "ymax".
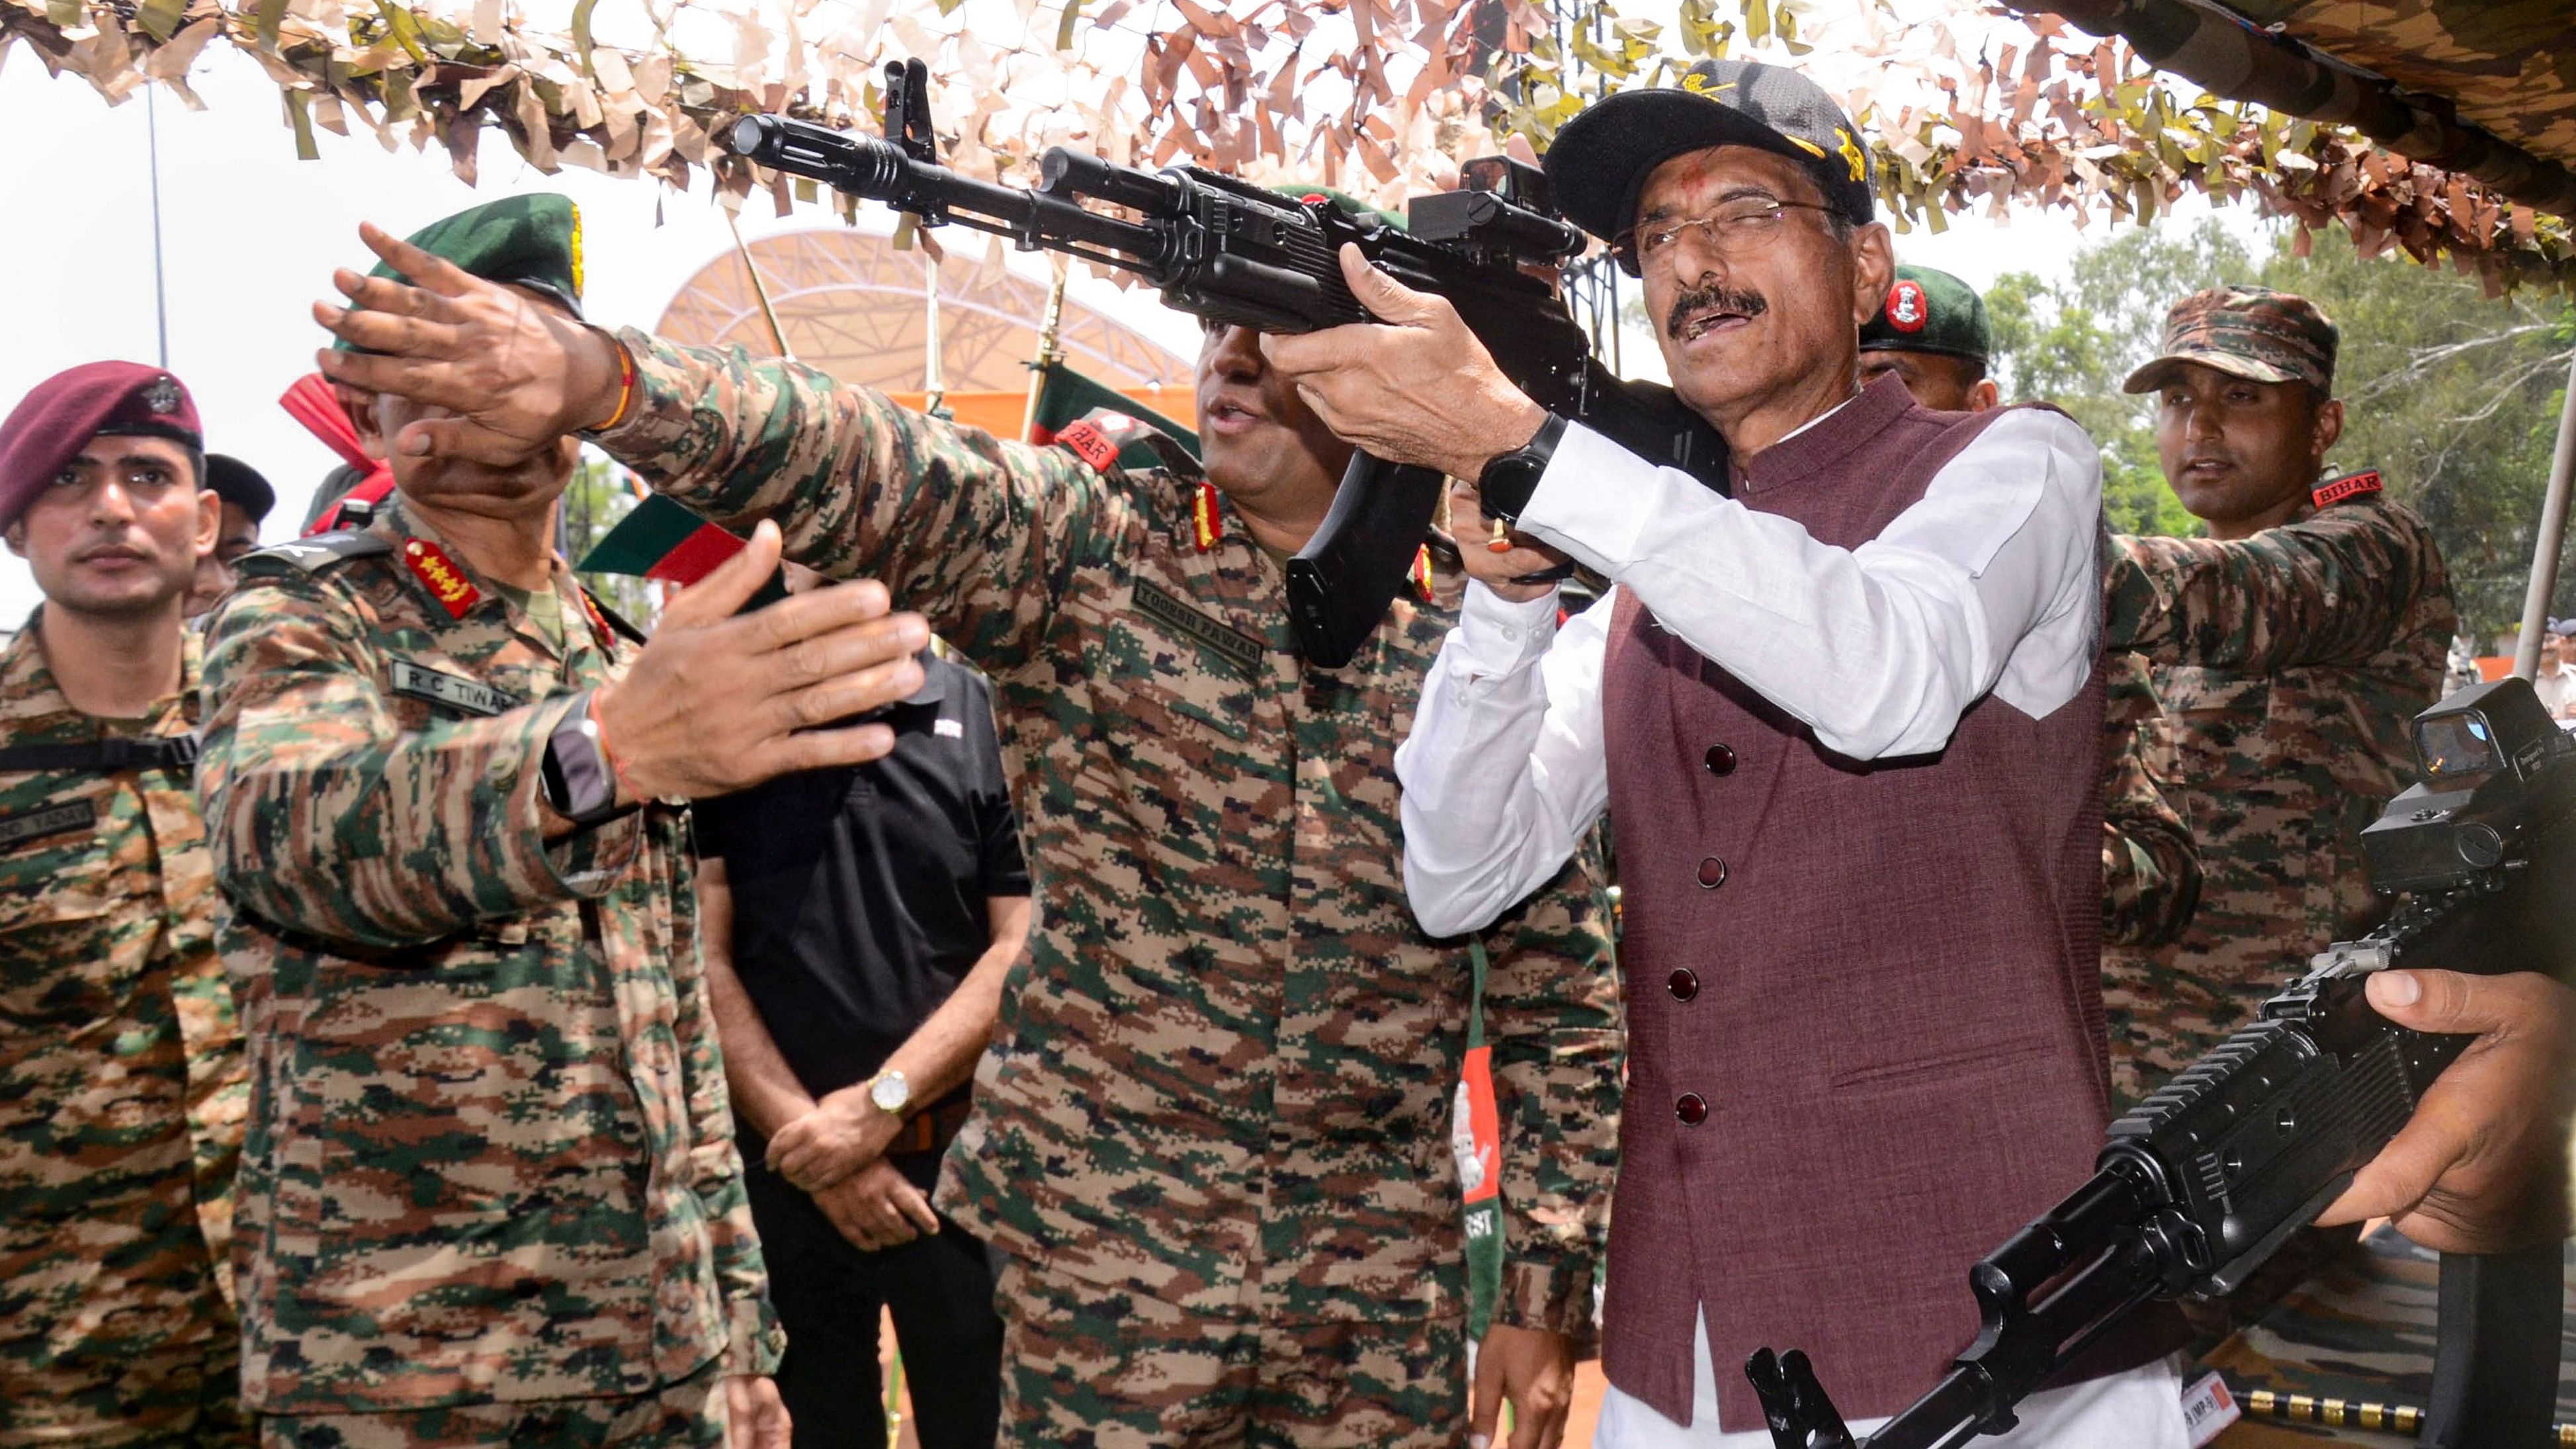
[
  {"xmin": 239, "ymin": 531, "xmax": 396, "ymax": 574},
  {"xmin": 0, "ymin": 799, "xmax": 96, "ymax": 850},
  {"xmin": 2311, "ymin": 469, "xmax": 2382, "ymax": 508},
  {"xmin": 1054, "ymin": 419, "xmax": 1123, "ymax": 472},
  {"xmin": 1131, "ymin": 578, "xmax": 1267, "ymax": 678},
  {"xmin": 390, "ymin": 660, "xmax": 522, "ymax": 717}
]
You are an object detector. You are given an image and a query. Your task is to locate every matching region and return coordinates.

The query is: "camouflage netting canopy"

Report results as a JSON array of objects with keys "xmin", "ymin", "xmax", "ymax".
[{"xmin": 3, "ymin": 0, "xmax": 2571, "ymax": 286}]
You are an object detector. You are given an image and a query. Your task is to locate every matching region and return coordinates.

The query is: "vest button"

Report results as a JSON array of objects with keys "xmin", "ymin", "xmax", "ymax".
[
  {"xmin": 1703, "ymin": 743, "xmax": 1737, "ymax": 776},
  {"xmin": 1668, "ymin": 967, "xmax": 1699, "ymax": 1002},
  {"xmin": 1696, "ymin": 856, "xmax": 1729, "ymax": 889},
  {"xmin": 1675, "ymin": 1092, "xmax": 1709, "ymax": 1125}
]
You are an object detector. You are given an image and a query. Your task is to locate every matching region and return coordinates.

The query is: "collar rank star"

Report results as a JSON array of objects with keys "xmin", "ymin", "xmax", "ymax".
[
  {"xmin": 2311, "ymin": 468, "xmax": 2383, "ymax": 509},
  {"xmin": 403, "ymin": 537, "xmax": 482, "ymax": 619}
]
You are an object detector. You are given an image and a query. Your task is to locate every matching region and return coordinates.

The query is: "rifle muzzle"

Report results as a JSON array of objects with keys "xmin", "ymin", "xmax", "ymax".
[{"xmin": 726, "ymin": 114, "xmax": 908, "ymax": 198}]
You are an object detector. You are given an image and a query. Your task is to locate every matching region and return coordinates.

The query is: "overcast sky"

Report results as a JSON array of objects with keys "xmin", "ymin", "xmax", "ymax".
[{"xmin": 0, "ymin": 45, "xmax": 2253, "ymax": 622}]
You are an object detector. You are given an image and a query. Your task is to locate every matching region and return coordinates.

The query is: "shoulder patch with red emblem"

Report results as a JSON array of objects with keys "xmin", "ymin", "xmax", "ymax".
[
  {"xmin": 1054, "ymin": 419, "xmax": 1122, "ymax": 472},
  {"xmin": 402, "ymin": 537, "xmax": 482, "ymax": 619},
  {"xmin": 2311, "ymin": 468, "xmax": 2383, "ymax": 509},
  {"xmin": 1885, "ymin": 279, "xmax": 1928, "ymax": 333}
]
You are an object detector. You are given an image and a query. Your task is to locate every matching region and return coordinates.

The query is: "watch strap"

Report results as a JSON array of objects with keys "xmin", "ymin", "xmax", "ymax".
[
  {"xmin": 1478, "ymin": 412, "xmax": 1568, "ymax": 525},
  {"xmin": 541, "ymin": 692, "xmax": 624, "ymax": 827}
]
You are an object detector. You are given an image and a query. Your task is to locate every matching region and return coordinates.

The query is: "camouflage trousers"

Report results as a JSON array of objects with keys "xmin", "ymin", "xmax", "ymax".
[
  {"xmin": 994, "ymin": 1256, "xmax": 1468, "ymax": 1448},
  {"xmin": 253, "ymin": 1362, "xmax": 726, "ymax": 1449},
  {"xmin": 0, "ymin": 1333, "xmax": 249, "ymax": 1449}
]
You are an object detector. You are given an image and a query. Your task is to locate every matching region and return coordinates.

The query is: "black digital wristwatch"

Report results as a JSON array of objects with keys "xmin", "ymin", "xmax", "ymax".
[
  {"xmin": 540, "ymin": 691, "xmax": 626, "ymax": 828},
  {"xmin": 1475, "ymin": 412, "xmax": 1569, "ymax": 527}
]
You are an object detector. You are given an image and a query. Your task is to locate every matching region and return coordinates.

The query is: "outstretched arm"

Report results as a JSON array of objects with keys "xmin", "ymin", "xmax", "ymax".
[
  {"xmin": 314, "ymin": 222, "xmax": 1119, "ymax": 676},
  {"xmin": 2105, "ymin": 501, "xmax": 2452, "ymax": 673}
]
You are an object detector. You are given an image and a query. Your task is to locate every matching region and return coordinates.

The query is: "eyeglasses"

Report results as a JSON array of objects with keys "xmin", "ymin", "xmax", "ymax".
[{"xmin": 1611, "ymin": 197, "xmax": 1838, "ymax": 277}]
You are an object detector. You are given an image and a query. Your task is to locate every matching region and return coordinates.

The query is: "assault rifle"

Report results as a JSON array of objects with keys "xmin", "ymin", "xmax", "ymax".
[
  {"xmin": 1752, "ymin": 676, "xmax": 2575, "ymax": 1449},
  {"xmin": 724, "ymin": 60, "xmax": 1727, "ymax": 668}
]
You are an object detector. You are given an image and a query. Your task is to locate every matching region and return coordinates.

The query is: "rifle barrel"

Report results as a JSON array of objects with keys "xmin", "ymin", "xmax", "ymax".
[{"xmin": 724, "ymin": 116, "xmax": 1168, "ymax": 269}]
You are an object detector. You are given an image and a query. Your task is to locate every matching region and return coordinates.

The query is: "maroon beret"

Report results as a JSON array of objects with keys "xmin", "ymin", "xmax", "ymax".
[{"xmin": 0, "ymin": 361, "xmax": 204, "ymax": 531}]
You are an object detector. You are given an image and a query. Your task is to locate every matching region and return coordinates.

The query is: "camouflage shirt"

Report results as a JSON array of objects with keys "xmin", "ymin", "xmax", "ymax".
[
  {"xmin": 0, "ymin": 619, "xmax": 247, "ymax": 1444},
  {"xmin": 600, "ymin": 333, "xmax": 1626, "ymax": 1341},
  {"xmin": 196, "ymin": 497, "xmax": 782, "ymax": 1412},
  {"xmin": 2101, "ymin": 483, "xmax": 2455, "ymax": 1107},
  {"xmin": 2100, "ymin": 650, "xmax": 2200, "ymax": 951}
]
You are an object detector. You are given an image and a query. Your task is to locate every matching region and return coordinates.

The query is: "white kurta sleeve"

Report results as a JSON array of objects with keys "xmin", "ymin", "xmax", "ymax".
[
  {"xmin": 1514, "ymin": 408, "xmax": 2102, "ymax": 760},
  {"xmin": 1395, "ymin": 584, "xmax": 1615, "ymax": 938}
]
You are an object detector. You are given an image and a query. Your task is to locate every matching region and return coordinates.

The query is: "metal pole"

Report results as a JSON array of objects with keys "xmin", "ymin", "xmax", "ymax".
[
  {"xmin": 725, "ymin": 211, "xmax": 793, "ymax": 360},
  {"xmin": 2511, "ymin": 347, "xmax": 2576, "ymax": 680},
  {"xmin": 146, "ymin": 85, "xmax": 170, "ymax": 369},
  {"xmin": 922, "ymin": 249, "xmax": 946, "ymax": 417},
  {"xmin": 1019, "ymin": 259, "xmax": 1070, "ymax": 443}
]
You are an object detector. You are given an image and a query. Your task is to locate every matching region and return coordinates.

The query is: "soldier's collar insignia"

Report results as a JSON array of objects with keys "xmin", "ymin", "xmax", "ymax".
[
  {"xmin": 577, "ymin": 586, "xmax": 618, "ymax": 656},
  {"xmin": 1409, "ymin": 543, "xmax": 1435, "ymax": 603},
  {"xmin": 144, "ymin": 376, "xmax": 181, "ymax": 414},
  {"xmin": 402, "ymin": 537, "xmax": 482, "ymax": 619},
  {"xmin": 2311, "ymin": 469, "xmax": 2382, "ymax": 509},
  {"xmin": 1190, "ymin": 481, "xmax": 1222, "ymax": 553}
]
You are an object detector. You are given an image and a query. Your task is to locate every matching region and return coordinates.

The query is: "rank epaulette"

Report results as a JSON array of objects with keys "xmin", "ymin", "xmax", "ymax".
[
  {"xmin": 1190, "ymin": 481, "xmax": 1221, "ymax": 552},
  {"xmin": 2311, "ymin": 468, "xmax": 2383, "ymax": 509},
  {"xmin": 401, "ymin": 537, "xmax": 482, "ymax": 619},
  {"xmin": 236, "ymin": 530, "xmax": 395, "ymax": 575},
  {"xmin": 1408, "ymin": 543, "xmax": 1435, "ymax": 603}
]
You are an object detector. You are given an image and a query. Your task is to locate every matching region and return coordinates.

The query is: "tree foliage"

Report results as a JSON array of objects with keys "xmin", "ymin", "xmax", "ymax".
[
  {"xmin": 560, "ymin": 458, "xmax": 660, "ymax": 629},
  {"xmin": 1987, "ymin": 220, "xmax": 2576, "ymax": 637}
]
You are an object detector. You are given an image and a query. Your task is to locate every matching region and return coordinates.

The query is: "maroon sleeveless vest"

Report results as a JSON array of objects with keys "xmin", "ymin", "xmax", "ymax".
[{"xmin": 1599, "ymin": 377, "xmax": 2116, "ymax": 1429}]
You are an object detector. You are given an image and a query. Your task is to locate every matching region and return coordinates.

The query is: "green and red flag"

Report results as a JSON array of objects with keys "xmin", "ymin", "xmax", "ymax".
[
  {"xmin": 1027, "ymin": 359, "xmax": 1199, "ymax": 470},
  {"xmin": 575, "ymin": 494, "xmax": 788, "ymax": 610}
]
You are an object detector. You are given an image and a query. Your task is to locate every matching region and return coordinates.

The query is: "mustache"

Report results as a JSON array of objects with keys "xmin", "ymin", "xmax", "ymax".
[{"xmin": 1666, "ymin": 285, "xmax": 1768, "ymax": 339}]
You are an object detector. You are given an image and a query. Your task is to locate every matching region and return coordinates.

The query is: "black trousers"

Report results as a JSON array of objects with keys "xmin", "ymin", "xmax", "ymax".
[{"xmin": 743, "ymin": 1155, "xmax": 1002, "ymax": 1449}]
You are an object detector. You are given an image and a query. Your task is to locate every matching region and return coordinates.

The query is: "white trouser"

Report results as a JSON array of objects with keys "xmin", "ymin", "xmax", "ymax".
[{"xmin": 1596, "ymin": 1311, "xmax": 2192, "ymax": 1449}]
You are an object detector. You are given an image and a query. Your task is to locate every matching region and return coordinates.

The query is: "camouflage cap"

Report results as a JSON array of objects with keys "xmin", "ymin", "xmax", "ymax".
[
  {"xmin": 1860, "ymin": 264, "xmax": 1988, "ymax": 363},
  {"xmin": 340, "ymin": 195, "xmax": 584, "ymax": 351},
  {"xmin": 2122, "ymin": 285, "xmax": 2337, "ymax": 394}
]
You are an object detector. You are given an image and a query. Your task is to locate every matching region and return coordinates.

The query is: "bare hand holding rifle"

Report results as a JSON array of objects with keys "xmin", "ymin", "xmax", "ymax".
[{"xmin": 1752, "ymin": 678, "xmax": 2575, "ymax": 1449}]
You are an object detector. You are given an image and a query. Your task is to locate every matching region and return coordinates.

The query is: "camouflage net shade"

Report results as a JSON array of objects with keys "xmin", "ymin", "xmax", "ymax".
[{"xmin": 3, "ymin": 0, "xmax": 2571, "ymax": 286}]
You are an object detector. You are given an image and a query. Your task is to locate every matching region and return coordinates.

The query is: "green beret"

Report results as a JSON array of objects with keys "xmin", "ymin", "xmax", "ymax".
[
  {"xmin": 366, "ymin": 193, "xmax": 584, "ymax": 318},
  {"xmin": 1860, "ymin": 263, "xmax": 1988, "ymax": 365}
]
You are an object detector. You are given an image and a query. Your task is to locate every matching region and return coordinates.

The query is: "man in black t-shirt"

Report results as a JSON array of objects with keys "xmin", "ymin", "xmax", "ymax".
[{"xmin": 697, "ymin": 624, "xmax": 1032, "ymax": 1449}]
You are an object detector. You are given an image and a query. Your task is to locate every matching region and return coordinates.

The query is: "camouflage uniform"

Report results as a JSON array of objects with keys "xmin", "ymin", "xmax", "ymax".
[
  {"xmin": 595, "ymin": 333, "xmax": 1626, "ymax": 1446},
  {"xmin": 0, "ymin": 619, "xmax": 249, "ymax": 1447},
  {"xmin": 2099, "ymin": 650, "xmax": 2200, "ymax": 951},
  {"xmin": 194, "ymin": 495, "xmax": 783, "ymax": 1442},
  {"xmin": 2102, "ymin": 482, "xmax": 2455, "ymax": 1108}
]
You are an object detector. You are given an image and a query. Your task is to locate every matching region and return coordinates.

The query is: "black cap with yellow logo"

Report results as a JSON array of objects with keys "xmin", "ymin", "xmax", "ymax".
[{"xmin": 1541, "ymin": 58, "xmax": 1873, "ymax": 245}]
